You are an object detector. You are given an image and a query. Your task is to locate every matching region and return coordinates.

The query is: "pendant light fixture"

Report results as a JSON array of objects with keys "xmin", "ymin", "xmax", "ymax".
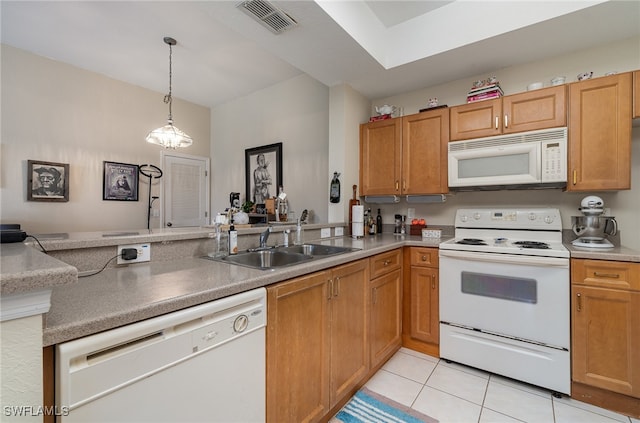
[{"xmin": 146, "ymin": 37, "xmax": 193, "ymax": 149}]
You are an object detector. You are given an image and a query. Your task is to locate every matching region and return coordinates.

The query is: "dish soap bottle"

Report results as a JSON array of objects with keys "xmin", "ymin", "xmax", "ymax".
[{"xmin": 228, "ymin": 220, "xmax": 238, "ymax": 255}]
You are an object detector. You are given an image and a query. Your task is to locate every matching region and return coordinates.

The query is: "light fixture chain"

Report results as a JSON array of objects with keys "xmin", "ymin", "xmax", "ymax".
[{"xmin": 164, "ymin": 42, "xmax": 173, "ymax": 121}]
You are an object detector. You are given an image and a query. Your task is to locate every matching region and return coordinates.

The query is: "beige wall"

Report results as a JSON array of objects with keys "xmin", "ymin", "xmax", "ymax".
[
  {"xmin": 0, "ymin": 45, "xmax": 211, "ymax": 234},
  {"xmin": 210, "ymin": 74, "xmax": 329, "ymax": 223},
  {"xmin": 367, "ymin": 36, "xmax": 640, "ymax": 251}
]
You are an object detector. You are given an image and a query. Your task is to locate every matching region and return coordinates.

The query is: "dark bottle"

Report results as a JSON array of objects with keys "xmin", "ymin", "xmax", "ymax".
[
  {"xmin": 329, "ymin": 172, "xmax": 340, "ymax": 203},
  {"xmin": 376, "ymin": 209, "xmax": 383, "ymax": 234}
]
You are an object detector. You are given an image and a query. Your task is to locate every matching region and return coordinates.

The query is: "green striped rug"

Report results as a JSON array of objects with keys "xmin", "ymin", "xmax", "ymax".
[{"xmin": 334, "ymin": 387, "xmax": 438, "ymax": 423}]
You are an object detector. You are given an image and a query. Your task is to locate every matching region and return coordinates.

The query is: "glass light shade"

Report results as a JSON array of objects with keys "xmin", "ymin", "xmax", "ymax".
[{"xmin": 145, "ymin": 120, "xmax": 193, "ymax": 149}]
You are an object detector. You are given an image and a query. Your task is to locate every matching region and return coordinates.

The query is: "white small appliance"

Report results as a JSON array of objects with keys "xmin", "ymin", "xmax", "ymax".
[
  {"xmin": 448, "ymin": 127, "xmax": 567, "ymax": 190},
  {"xmin": 571, "ymin": 196, "xmax": 617, "ymax": 248},
  {"xmin": 352, "ymin": 205, "xmax": 364, "ymax": 238}
]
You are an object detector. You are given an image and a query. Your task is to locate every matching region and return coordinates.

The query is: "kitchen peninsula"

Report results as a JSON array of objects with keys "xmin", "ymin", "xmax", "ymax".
[{"xmin": 2, "ymin": 225, "xmax": 640, "ymax": 421}]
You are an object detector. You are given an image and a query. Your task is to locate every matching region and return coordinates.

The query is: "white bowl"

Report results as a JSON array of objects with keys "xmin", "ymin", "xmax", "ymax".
[
  {"xmin": 551, "ymin": 76, "xmax": 565, "ymax": 86},
  {"xmin": 527, "ymin": 82, "xmax": 543, "ymax": 91}
]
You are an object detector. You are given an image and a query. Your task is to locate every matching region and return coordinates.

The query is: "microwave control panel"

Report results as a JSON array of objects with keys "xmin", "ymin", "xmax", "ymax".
[{"xmin": 541, "ymin": 139, "xmax": 566, "ymax": 182}]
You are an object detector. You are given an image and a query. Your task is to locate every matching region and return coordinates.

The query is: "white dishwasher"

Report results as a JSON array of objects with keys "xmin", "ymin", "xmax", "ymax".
[{"xmin": 56, "ymin": 287, "xmax": 266, "ymax": 423}]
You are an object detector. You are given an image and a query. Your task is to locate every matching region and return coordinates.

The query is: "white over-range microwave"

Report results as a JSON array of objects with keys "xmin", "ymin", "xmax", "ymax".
[{"xmin": 448, "ymin": 127, "xmax": 567, "ymax": 190}]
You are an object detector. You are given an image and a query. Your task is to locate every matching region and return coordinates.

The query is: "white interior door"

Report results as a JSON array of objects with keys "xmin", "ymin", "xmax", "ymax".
[{"xmin": 162, "ymin": 152, "xmax": 210, "ymax": 228}]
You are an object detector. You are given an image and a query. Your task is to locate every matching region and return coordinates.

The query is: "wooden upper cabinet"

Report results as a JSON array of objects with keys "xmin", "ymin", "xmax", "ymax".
[
  {"xmin": 360, "ymin": 117, "xmax": 402, "ymax": 195},
  {"xmin": 634, "ymin": 70, "xmax": 639, "ymax": 119},
  {"xmin": 449, "ymin": 85, "xmax": 566, "ymax": 141},
  {"xmin": 359, "ymin": 108, "xmax": 449, "ymax": 196},
  {"xmin": 568, "ymin": 72, "xmax": 632, "ymax": 191},
  {"xmin": 402, "ymin": 109, "xmax": 449, "ymax": 194},
  {"xmin": 502, "ymin": 85, "xmax": 566, "ymax": 134},
  {"xmin": 449, "ymin": 97, "xmax": 502, "ymax": 141}
]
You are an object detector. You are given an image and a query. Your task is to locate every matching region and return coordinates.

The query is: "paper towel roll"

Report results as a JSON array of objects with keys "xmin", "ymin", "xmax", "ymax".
[
  {"xmin": 352, "ymin": 222, "xmax": 364, "ymax": 238},
  {"xmin": 352, "ymin": 205, "xmax": 364, "ymax": 223}
]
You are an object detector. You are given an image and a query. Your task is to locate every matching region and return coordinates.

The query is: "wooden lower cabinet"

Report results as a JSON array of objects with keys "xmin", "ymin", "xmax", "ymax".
[
  {"xmin": 369, "ymin": 250, "xmax": 402, "ymax": 370},
  {"xmin": 266, "ymin": 259, "xmax": 369, "ymax": 423},
  {"xmin": 571, "ymin": 259, "xmax": 640, "ymax": 418},
  {"xmin": 402, "ymin": 247, "xmax": 439, "ymax": 357}
]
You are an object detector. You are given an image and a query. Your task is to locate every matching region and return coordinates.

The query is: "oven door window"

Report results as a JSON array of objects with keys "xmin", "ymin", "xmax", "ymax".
[{"xmin": 461, "ymin": 271, "xmax": 537, "ymax": 304}]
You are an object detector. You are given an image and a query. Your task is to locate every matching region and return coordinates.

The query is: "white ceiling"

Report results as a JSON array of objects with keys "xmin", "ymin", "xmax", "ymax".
[{"xmin": 1, "ymin": 1, "xmax": 639, "ymax": 109}]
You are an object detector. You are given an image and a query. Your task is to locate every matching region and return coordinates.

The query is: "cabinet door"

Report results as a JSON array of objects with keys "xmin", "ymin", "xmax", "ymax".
[
  {"xmin": 409, "ymin": 266, "xmax": 439, "ymax": 345},
  {"xmin": 359, "ymin": 118, "xmax": 402, "ymax": 195},
  {"xmin": 402, "ymin": 109, "xmax": 449, "ymax": 194},
  {"xmin": 370, "ymin": 269, "xmax": 402, "ymax": 369},
  {"xmin": 449, "ymin": 98, "xmax": 502, "ymax": 141},
  {"xmin": 633, "ymin": 70, "xmax": 639, "ymax": 119},
  {"xmin": 266, "ymin": 271, "xmax": 331, "ymax": 423},
  {"xmin": 330, "ymin": 259, "xmax": 369, "ymax": 406},
  {"xmin": 568, "ymin": 72, "xmax": 632, "ymax": 191},
  {"xmin": 572, "ymin": 285, "xmax": 640, "ymax": 397},
  {"xmin": 502, "ymin": 85, "xmax": 566, "ymax": 134}
]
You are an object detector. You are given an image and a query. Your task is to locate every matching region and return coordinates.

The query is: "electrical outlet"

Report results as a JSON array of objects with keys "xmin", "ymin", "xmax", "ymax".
[
  {"xmin": 334, "ymin": 227, "xmax": 344, "ymax": 236},
  {"xmin": 117, "ymin": 243, "xmax": 151, "ymax": 264},
  {"xmin": 320, "ymin": 228, "xmax": 331, "ymax": 238}
]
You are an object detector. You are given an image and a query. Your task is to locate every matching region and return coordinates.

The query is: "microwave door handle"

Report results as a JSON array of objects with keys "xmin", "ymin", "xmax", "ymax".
[{"xmin": 439, "ymin": 249, "xmax": 568, "ymax": 268}]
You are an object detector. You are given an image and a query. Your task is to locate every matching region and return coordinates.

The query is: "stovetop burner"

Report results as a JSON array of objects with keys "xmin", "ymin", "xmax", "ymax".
[
  {"xmin": 456, "ymin": 238, "xmax": 487, "ymax": 245},
  {"xmin": 513, "ymin": 241, "xmax": 551, "ymax": 249}
]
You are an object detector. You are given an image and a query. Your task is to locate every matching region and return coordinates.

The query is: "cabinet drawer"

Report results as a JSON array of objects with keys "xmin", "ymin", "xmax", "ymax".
[
  {"xmin": 370, "ymin": 249, "xmax": 402, "ymax": 279},
  {"xmin": 410, "ymin": 248, "xmax": 438, "ymax": 268},
  {"xmin": 572, "ymin": 259, "xmax": 640, "ymax": 291}
]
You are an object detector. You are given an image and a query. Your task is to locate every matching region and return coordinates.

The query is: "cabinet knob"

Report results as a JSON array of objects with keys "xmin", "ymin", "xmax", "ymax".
[
  {"xmin": 383, "ymin": 260, "xmax": 390, "ymax": 266},
  {"xmin": 421, "ymin": 255, "xmax": 427, "ymax": 261}
]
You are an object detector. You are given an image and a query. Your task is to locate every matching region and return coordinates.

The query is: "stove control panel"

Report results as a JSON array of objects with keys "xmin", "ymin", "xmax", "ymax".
[{"xmin": 456, "ymin": 208, "xmax": 561, "ymax": 230}]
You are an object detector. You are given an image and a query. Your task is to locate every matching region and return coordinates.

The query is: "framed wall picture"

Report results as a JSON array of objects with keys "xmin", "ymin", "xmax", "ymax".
[
  {"xmin": 27, "ymin": 160, "xmax": 69, "ymax": 202},
  {"xmin": 103, "ymin": 161, "xmax": 139, "ymax": 201},
  {"xmin": 245, "ymin": 142, "xmax": 282, "ymax": 205}
]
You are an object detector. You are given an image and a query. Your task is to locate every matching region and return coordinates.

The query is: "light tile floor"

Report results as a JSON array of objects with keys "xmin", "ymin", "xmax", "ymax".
[{"xmin": 358, "ymin": 348, "xmax": 640, "ymax": 423}]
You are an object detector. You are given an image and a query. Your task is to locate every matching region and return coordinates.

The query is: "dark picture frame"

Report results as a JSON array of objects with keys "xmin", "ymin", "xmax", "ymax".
[
  {"xmin": 27, "ymin": 160, "xmax": 70, "ymax": 202},
  {"xmin": 245, "ymin": 142, "xmax": 282, "ymax": 205},
  {"xmin": 103, "ymin": 161, "xmax": 139, "ymax": 201}
]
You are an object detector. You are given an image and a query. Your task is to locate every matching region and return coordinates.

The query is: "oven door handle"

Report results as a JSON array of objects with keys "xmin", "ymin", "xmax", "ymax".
[{"xmin": 439, "ymin": 249, "xmax": 569, "ymax": 268}]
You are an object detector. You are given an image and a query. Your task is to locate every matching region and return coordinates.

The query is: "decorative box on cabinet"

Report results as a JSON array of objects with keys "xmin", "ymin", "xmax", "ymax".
[
  {"xmin": 571, "ymin": 259, "xmax": 640, "ymax": 418},
  {"xmin": 369, "ymin": 249, "xmax": 402, "ymax": 370},
  {"xmin": 359, "ymin": 108, "xmax": 449, "ymax": 196},
  {"xmin": 402, "ymin": 247, "xmax": 439, "ymax": 357},
  {"xmin": 449, "ymin": 85, "xmax": 566, "ymax": 141},
  {"xmin": 568, "ymin": 72, "xmax": 632, "ymax": 191},
  {"xmin": 266, "ymin": 260, "xmax": 369, "ymax": 423}
]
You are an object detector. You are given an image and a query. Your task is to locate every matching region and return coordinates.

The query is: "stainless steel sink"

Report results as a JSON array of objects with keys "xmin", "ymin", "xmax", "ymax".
[
  {"xmin": 205, "ymin": 243, "xmax": 357, "ymax": 270},
  {"xmin": 214, "ymin": 250, "xmax": 313, "ymax": 270},
  {"xmin": 278, "ymin": 244, "xmax": 357, "ymax": 256}
]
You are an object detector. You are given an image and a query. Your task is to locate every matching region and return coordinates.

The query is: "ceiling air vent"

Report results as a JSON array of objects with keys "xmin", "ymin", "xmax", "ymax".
[{"xmin": 237, "ymin": 0, "xmax": 298, "ymax": 34}]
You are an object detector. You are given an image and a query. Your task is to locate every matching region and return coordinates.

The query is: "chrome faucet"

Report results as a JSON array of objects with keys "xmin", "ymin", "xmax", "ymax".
[{"xmin": 259, "ymin": 226, "xmax": 272, "ymax": 249}]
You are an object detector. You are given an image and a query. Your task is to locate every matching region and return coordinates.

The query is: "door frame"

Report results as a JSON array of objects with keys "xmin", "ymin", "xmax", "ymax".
[{"xmin": 160, "ymin": 151, "xmax": 211, "ymax": 228}]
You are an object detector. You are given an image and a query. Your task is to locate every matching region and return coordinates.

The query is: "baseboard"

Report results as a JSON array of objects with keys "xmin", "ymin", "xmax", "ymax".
[{"xmin": 571, "ymin": 381, "xmax": 640, "ymax": 419}]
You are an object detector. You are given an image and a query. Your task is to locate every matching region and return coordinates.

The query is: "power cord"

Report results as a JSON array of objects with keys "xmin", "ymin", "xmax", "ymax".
[
  {"xmin": 78, "ymin": 254, "xmax": 121, "ymax": 278},
  {"xmin": 26, "ymin": 234, "xmax": 48, "ymax": 254}
]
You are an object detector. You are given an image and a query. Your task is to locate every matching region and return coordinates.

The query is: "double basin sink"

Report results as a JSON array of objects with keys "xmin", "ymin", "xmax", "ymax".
[{"xmin": 208, "ymin": 244, "xmax": 358, "ymax": 270}]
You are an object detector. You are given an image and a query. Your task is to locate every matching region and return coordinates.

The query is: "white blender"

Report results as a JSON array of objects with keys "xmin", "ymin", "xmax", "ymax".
[{"xmin": 571, "ymin": 196, "xmax": 618, "ymax": 248}]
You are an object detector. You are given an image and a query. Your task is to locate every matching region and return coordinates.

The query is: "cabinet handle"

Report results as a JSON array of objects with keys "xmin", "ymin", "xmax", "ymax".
[
  {"xmin": 395, "ymin": 180, "xmax": 399, "ymax": 191},
  {"xmin": 431, "ymin": 274, "xmax": 436, "ymax": 290},
  {"xmin": 576, "ymin": 293, "xmax": 582, "ymax": 312},
  {"xmin": 504, "ymin": 114, "xmax": 508, "ymax": 128},
  {"xmin": 327, "ymin": 280, "xmax": 333, "ymax": 300},
  {"xmin": 594, "ymin": 272, "xmax": 620, "ymax": 278},
  {"xmin": 573, "ymin": 170, "xmax": 577, "ymax": 185},
  {"xmin": 495, "ymin": 116, "xmax": 499, "ymax": 129},
  {"xmin": 334, "ymin": 277, "xmax": 340, "ymax": 297}
]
